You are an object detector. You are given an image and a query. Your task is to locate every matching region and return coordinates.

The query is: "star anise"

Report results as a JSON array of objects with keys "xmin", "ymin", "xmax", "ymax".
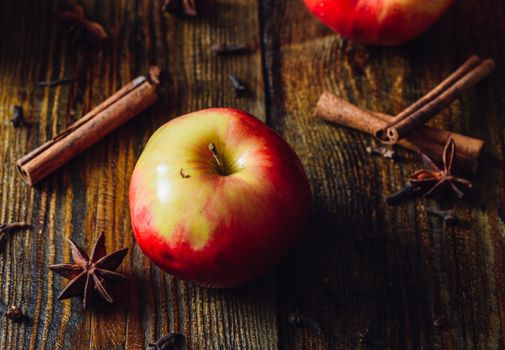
[
  {"xmin": 49, "ymin": 232, "xmax": 128, "ymax": 309},
  {"xmin": 409, "ymin": 137, "xmax": 472, "ymax": 199},
  {"xmin": 163, "ymin": 0, "xmax": 197, "ymax": 17},
  {"xmin": 58, "ymin": 4, "xmax": 108, "ymax": 45}
]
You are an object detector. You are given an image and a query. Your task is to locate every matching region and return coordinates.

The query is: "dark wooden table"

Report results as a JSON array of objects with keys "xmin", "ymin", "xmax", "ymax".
[{"xmin": 1, "ymin": 0, "xmax": 505, "ymax": 349}]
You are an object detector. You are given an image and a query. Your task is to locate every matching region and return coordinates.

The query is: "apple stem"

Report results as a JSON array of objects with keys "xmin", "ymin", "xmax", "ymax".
[{"xmin": 208, "ymin": 143, "xmax": 225, "ymax": 175}]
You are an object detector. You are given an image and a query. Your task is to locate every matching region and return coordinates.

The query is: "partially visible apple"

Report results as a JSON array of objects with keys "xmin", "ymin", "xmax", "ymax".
[
  {"xmin": 304, "ymin": 0, "xmax": 454, "ymax": 45},
  {"xmin": 129, "ymin": 108, "xmax": 311, "ymax": 287}
]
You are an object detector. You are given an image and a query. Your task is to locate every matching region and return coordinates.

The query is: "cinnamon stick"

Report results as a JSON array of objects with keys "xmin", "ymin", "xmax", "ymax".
[
  {"xmin": 376, "ymin": 56, "xmax": 495, "ymax": 143},
  {"xmin": 17, "ymin": 67, "xmax": 161, "ymax": 186},
  {"xmin": 315, "ymin": 92, "xmax": 484, "ymax": 173},
  {"xmin": 375, "ymin": 55, "xmax": 481, "ymax": 140}
]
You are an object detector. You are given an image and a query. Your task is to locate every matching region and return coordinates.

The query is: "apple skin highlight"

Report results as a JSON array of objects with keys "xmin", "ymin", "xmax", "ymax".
[
  {"xmin": 304, "ymin": 0, "xmax": 454, "ymax": 45},
  {"xmin": 129, "ymin": 108, "xmax": 312, "ymax": 288}
]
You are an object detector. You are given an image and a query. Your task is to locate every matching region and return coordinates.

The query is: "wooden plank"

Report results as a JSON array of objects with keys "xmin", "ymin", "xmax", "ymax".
[
  {"xmin": 0, "ymin": 0, "xmax": 278, "ymax": 349},
  {"xmin": 261, "ymin": 0, "xmax": 505, "ymax": 349}
]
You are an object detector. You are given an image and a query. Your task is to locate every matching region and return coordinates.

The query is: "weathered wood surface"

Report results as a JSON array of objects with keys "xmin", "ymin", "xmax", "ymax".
[
  {"xmin": 0, "ymin": 0, "xmax": 504, "ymax": 349},
  {"xmin": 0, "ymin": 1, "xmax": 274, "ymax": 349},
  {"xmin": 262, "ymin": 1, "xmax": 505, "ymax": 349}
]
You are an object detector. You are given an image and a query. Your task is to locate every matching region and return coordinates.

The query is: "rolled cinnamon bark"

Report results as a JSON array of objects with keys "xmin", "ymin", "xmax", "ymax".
[
  {"xmin": 374, "ymin": 55, "xmax": 482, "ymax": 141},
  {"xmin": 315, "ymin": 92, "xmax": 484, "ymax": 173},
  {"xmin": 379, "ymin": 58, "xmax": 495, "ymax": 144},
  {"xmin": 17, "ymin": 67, "xmax": 160, "ymax": 186}
]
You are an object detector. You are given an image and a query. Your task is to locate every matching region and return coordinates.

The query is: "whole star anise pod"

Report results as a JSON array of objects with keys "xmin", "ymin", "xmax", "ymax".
[
  {"xmin": 163, "ymin": 0, "xmax": 197, "ymax": 17},
  {"xmin": 49, "ymin": 232, "xmax": 128, "ymax": 309},
  {"xmin": 409, "ymin": 137, "xmax": 472, "ymax": 199}
]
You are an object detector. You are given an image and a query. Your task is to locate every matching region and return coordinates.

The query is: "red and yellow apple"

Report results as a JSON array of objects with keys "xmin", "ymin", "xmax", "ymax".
[
  {"xmin": 129, "ymin": 108, "xmax": 311, "ymax": 287},
  {"xmin": 304, "ymin": 0, "xmax": 454, "ymax": 45}
]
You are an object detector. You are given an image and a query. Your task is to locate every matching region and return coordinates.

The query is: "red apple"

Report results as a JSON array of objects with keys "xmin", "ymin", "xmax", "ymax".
[
  {"xmin": 129, "ymin": 108, "xmax": 311, "ymax": 287},
  {"xmin": 304, "ymin": 0, "xmax": 454, "ymax": 45}
]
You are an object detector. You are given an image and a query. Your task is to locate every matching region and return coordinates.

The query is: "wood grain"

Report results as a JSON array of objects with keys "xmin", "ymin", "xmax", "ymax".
[
  {"xmin": 261, "ymin": 0, "xmax": 505, "ymax": 349},
  {"xmin": 0, "ymin": 0, "xmax": 275, "ymax": 349},
  {"xmin": 1, "ymin": 0, "xmax": 505, "ymax": 349}
]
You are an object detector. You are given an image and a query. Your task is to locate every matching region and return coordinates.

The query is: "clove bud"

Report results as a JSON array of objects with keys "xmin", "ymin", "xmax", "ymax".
[
  {"xmin": 229, "ymin": 75, "xmax": 247, "ymax": 98},
  {"xmin": 385, "ymin": 182, "xmax": 422, "ymax": 206},
  {"xmin": 10, "ymin": 106, "xmax": 30, "ymax": 128},
  {"xmin": 425, "ymin": 207, "xmax": 459, "ymax": 226},
  {"xmin": 4, "ymin": 305, "xmax": 24, "ymax": 322}
]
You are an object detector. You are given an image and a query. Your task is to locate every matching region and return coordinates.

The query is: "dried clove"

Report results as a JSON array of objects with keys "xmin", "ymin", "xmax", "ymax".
[
  {"xmin": 58, "ymin": 4, "xmax": 108, "ymax": 45},
  {"xmin": 3, "ymin": 305, "xmax": 24, "ymax": 322},
  {"xmin": 37, "ymin": 78, "xmax": 73, "ymax": 87},
  {"xmin": 287, "ymin": 311, "xmax": 322, "ymax": 335},
  {"xmin": 163, "ymin": 0, "xmax": 197, "ymax": 17},
  {"xmin": 0, "ymin": 222, "xmax": 31, "ymax": 245},
  {"xmin": 425, "ymin": 207, "xmax": 459, "ymax": 226},
  {"xmin": 366, "ymin": 146, "xmax": 396, "ymax": 160},
  {"xmin": 385, "ymin": 182, "xmax": 422, "ymax": 206},
  {"xmin": 211, "ymin": 43, "xmax": 251, "ymax": 55},
  {"xmin": 10, "ymin": 106, "xmax": 30, "ymax": 128},
  {"xmin": 229, "ymin": 75, "xmax": 247, "ymax": 98},
  {"xmin": 147, "ymin": 333, "xmax": 187, "ymax": 350},
  {"xmin": 433, "ymin": 315, "xmax": 447, "ymax": 328}
]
